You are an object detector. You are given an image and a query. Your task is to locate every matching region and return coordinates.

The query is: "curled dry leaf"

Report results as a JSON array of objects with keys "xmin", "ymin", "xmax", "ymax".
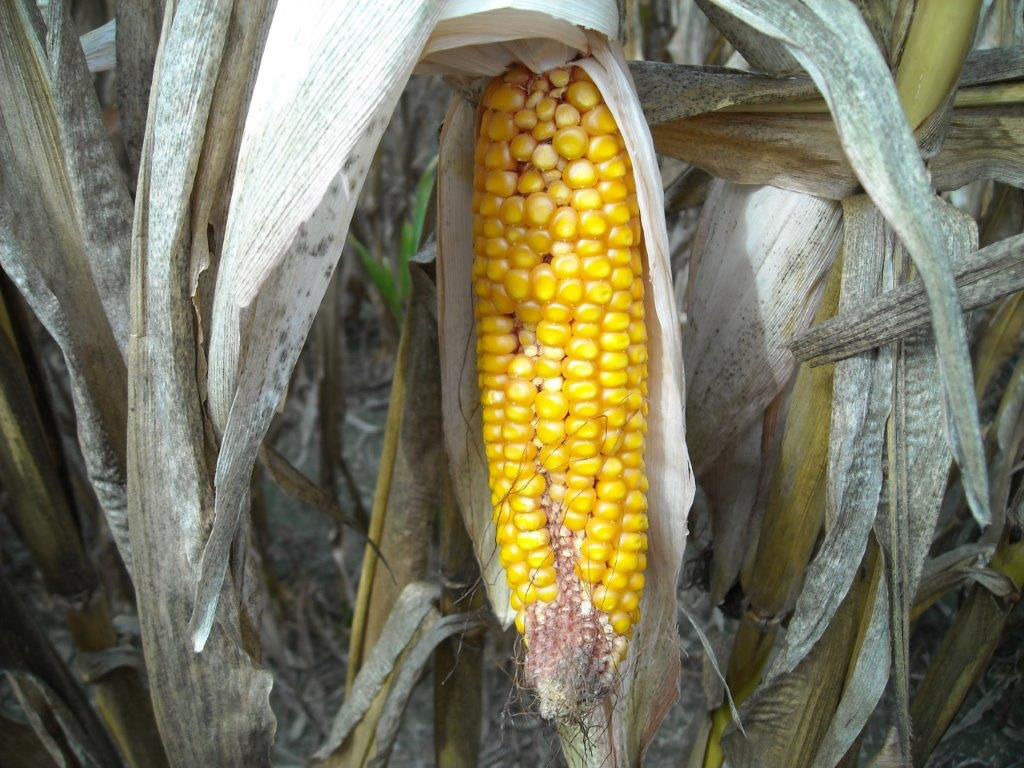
[
  {"xmin": 128, "ymin": 2, "xmax": 275, "ymax": 765},
  {"xmin": 684, "ymin": 180, "xmax": 841, "ymax": 471},
  {"xmin": 702, "ymin": 0, "xmax": 991, "ymax": 528},
  {"xmin": 0, "ymin": 0, "xmax": 133, "ymax": 571}
]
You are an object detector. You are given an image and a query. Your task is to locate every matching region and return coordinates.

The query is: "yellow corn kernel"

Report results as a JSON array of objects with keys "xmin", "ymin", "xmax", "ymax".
[
  {"xmin": 532, "ymin": 120, "xmax": 555, "ymax": 141},
  {"xmin": 513, "ymin": 108, "xmax": 538, "ymax": 130},
  {"xmin": 506, "ymin": 561, "xmax": 530, "ymax": 586},
  {"xmin": 554, "ymin": 103, "xmax": 580, "ymax": 128},
  {"xmin": 515, "ymin": 611, "xmax": 527, "ymax": 634},
  {"xmin": 577, "ymin": 559, "xmax": 606, "ymax": 583},
  {"xmin": 591, "ymin": 585, "xmax": 619, "ymax": 613},
  {"xmin": 517, "ymin": 528, "xmax": 550, "ymax": 552},
  {"xmin": 509, "ymin": 133, "xmax": 536, "ymax": 162},
  {"xmin": 581, "ymin": 104, "xmax": 617, "ymax": 134},
  {"xmin": 537, "ymin": 584, "xmax": 559, "ymax": 602},
  {"xmin": 518, "ymin": 169, "xmax": 544, "ymax": 194},
  {"xmin": 549, "ymin": 207, "xmax": 578, "ymax": 240},
  {"xmin": 609, "ymin": 611, "xmax": 632, "ymax": 635},
  {"xmin": 500, "ymin": 544, "xmax": 525, "ymax": 566},
  {"xmin": 532, "ymin": 141, "xmax": 559, "ymax": 170},
  {"xmin": 527, "ymin": 548, "xmax": 555, "ymax": 569},
  {"xmin": 485, "ymin": 83, "xmax": 526, "ymax": 112}
]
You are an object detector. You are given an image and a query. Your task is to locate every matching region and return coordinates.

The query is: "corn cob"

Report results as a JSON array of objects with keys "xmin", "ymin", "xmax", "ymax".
[{"xmin": 472, "ymin": 64, "xmax": 649, "ymax": 715}]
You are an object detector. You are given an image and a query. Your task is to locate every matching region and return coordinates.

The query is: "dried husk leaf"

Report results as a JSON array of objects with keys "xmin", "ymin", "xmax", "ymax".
[
  {"xmin": 684, "ymin": 180, "xmax": 841, "ymax": 470},
  {"xmin": 651, "ymin": 110, "xmax": 856, "ymax": 200},
  {"xmin": 128, "ymin": 1, "xmax": 275, "ymax": 764},
  {"xmin": 878, "ymin": 200, "xmax": 976, "ymax": 760},
  {"xmin": 199, "ymin": 0, "xmax": 443, "ymax": 652},
  {"xmin": 722, "ymin": 542, "xmax": 885, "ymax": 768},
  {"xmin": 759, "ymin": 196, "xmax": 894, "ymax": 684},
  {"xmin": 703, "ymin": 422, "xmax": 762, "ymax": 604},
  {"xmin": 417, "ymin": 1, "xmax": 617, "ymax": 76},
  {"xmin": 702, "ymin": 0, "xmax": 990, "ymax": 527},
  {"xmin": 436, "ymin": 93, "xmax": 512, "ymax": 621},
  {"xmin": 0, "ymin": 0, "xmax": 133, "ymax": 570}
]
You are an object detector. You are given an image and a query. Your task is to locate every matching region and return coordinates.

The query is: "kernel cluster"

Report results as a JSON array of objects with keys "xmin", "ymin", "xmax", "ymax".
[{"xmin": 472, "ymin": 65, "xmax": 651, "ymax": 653}]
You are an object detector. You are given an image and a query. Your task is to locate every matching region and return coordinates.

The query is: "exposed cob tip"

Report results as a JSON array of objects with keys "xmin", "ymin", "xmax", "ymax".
[
  {"xmin": 473, "ymin": 62, "xmax": 649, "ymax": 718},
  {"xmin": 523, "ymin": 501, "xmax": 628, "ymax": 718}
]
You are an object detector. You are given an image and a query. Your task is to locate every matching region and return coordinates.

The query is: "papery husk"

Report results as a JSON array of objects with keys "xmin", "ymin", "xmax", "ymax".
[
  {"xmin": 434, "ymin": 10, "xmax": 694, "ymax": 764},
  {"xmin": 684, "ymin": 180, "xmax": 841, "ymax": 471}
]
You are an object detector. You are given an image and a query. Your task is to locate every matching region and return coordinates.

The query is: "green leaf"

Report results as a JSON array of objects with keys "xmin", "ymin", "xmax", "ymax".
[{"xmin": 353, "ymin": 235, "xmax": 403, "ymax": 322}]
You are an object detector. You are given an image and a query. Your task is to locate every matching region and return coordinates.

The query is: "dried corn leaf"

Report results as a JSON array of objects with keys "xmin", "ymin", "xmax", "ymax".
[
  {"xmin": 743, "ymin": 260, "xmax": 839, "ymax": 621},
  {"xmin": 315, "ymin": 582, "xmax": 441, "ymax": 762},
  {"xmin": 0, "ymin": 575, "xmax": 122, "ymax": 768},
  {"xmin": 702, "ymin": 0, "xmax": 990, "ymax": 526},
  {"xmin": 722, "ymin": 543, "xmax": 884, "ymax": 768},
  {"xmin": 790, "ymin": 231, "xmax": 1024, "ymax": 364},
  {"xmin": 878, "ymin": 200, "xmax": 976, "ymax": 760},
  {"xmin": 116, "ymin": 0, "xmax": 163, "ymax": 182},
  {"xmin": 0, "ymin": 0, "xmax": 133, "ymax": 569},
  {"xmin": 986, "ymin": 352, "xmax": 1024, "ymax": 539},
  {"xmin": 930, "ymin": 106, "xmax": 1024, "ymax": 191},
  {"xmin": 128, "ymin": 1, "xmax": 274, "ymax": 764},
  {"xmin": 651, "ymin": 110, "xmax": 855, "ymax": 200},
  {"xmin": 198, "ymin": 0, "xmax": 442, "ymax": 652},
  {"xmin": 808, "ymin": 572, "xmax": 889, "ymax": 768},
  {"xmin": 695, "ymin": 0, "xmax": 800, "ymax": 74},
  {"xmin": 911, "ymin": 492, "xmax": 1024, "ymax": 765},
  {"xmin": 339, "ymin": 268, "xmax": 442, "ymax": 767},
  {"xmin": 974, "ymin": 292, "xmax": 1024, "ymax": 399},
  {"xmin": 79, "ymin": 18, "xmax": 114, "ymax": 73},
  {"xmin": 188, "ymin": 0, "xmax": 273, "ymax": 326},
  {"xmin": 652, "ymin": 102, "xmax": 1024, "ymax": 201},
  {"xmin": 684, "ymin": 180, "xmax": 841, "ymax": 470},
  {"xmin": 629, "ymin": 61, "xmax": 817, "ymax": 125},
  {"xmin": 763, "ymin": 196, "xmax": 893, "ymax": 682}
]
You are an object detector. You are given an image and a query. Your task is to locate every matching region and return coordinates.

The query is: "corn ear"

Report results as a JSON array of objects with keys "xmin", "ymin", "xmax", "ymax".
[{"xmin": 437, "ymin": 11, "xmax": 694, "ymax": 759}]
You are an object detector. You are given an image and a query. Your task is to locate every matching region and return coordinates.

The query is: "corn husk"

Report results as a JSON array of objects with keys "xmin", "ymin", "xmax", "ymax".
[{"xmin": 684, "ymin": 180, "xmax": 841, "ymax": 471}]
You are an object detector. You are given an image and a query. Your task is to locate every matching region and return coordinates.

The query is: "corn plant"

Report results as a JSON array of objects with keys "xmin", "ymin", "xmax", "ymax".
[{"xmin": 0, "ymin": 1, "xmax": 1023, "ymax": 767}]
